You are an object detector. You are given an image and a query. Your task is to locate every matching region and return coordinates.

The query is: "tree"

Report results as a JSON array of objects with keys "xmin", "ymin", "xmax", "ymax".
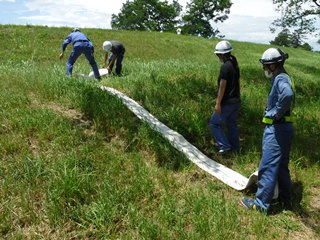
[
  {"xmin": 300, "ymin": 42, "xmax": 313, "ymax": 51},
  {"xmin": 271, "ymin": 0, "xmax": 320, "ymax": 48},
  {"xmin": 111, "ymin": 0, "xmax": 182, "ymax": 32},
  {"xmin": 270, "ymin": 28, "xmax": 313, "ymax": 51},
  {"xmin": 270, "ymin": 29, "xmax": 292, "ymax": 47},
  {"xmin": 181, "ymin": 0, "xmax": 232, "ymax": 38}
]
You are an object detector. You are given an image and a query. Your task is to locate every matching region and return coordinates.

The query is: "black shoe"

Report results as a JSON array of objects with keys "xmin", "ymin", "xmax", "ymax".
[
  {"xmin": 281, "ymin": 200, "xmax": 292, "ymax": 211},
  {"xmin": 277, "ymin": 196, "xmax": 293, "ymax": 211}
]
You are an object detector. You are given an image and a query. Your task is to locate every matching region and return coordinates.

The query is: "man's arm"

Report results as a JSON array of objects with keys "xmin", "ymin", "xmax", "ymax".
[
  {"xmin": 59, "ymin": 35, "xmax": 71, "ymax": 59},
  {"xmin": 215, "ymin": 79, "xmax": 227, "ymax": 115},
  {"xmin": 108, "ymin": 53, "xmax": 117, "ymax": 70},
  {"xmin": 275, "ymin": 80, "xmax": 294, "ymax": 119},
  {"xmin": 103, "ymin": 52, "xmax": 108, "ymax": 68}
]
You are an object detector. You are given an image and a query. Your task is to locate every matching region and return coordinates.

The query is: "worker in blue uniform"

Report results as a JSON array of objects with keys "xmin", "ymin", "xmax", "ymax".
[
  {"xmin": 59, "ymin": 28, "xmax": 101, "ymax": 80},
  {"xmin": 241, "ymin": 48, "xmax": 295, "ymax": 212}
]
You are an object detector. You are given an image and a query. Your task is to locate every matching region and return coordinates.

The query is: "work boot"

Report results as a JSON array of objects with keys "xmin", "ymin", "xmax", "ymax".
[
  {"xmin": 240, "ymin": 197, "xmax": 266, "ymax": 213},
  {"xmin": 278, "ymin": 197, "xmax": 293, "ymax": 211}
]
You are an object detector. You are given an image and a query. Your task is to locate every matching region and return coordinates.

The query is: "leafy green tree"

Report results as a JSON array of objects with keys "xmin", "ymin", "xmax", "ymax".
[
  {"xmin": 300, "ymin": 42, "xmax": 313, "ymax": 51},
  {"xmin": 181, "ymin": 0, "xmax": 232, "ymax": 38},
  {"xmin": 111, "ymin": 0, "xmax": 182, "ymax": 32},
  {"xmin": 270, "ymin": 29, "xmax": 292, "ymax": 47},
  {"xmin": 270, "ymin": 28, "xmax": 313, "ymax": 51},
  {"xmin": 271, "ymin": 0, "xmax": 320, "ymax": 47}
]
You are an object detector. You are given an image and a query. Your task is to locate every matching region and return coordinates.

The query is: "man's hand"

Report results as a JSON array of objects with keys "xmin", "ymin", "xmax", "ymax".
[
  {"xmin": 59, "ymin": 52, "xmax": 64, "ymax": 59},
  {"xmin": 215, "ymin": 103, "xmax": 222, "ymax": 115}
]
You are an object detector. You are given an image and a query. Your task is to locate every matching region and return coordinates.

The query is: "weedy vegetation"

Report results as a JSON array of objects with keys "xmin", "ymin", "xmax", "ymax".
[{"xmin": 0, "ymin": 25, "xmax": 319, "ymax": 239}]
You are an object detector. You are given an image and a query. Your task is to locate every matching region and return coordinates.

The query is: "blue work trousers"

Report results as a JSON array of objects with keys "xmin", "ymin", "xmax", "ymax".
[
  {"xmin": 254, "ymin": 123, "xmax": 293, "ymax": 210},
  {"xmin": 209, "ymin": 102, "xmax": 240, "ymax": 151},
  {"xmin": 109, "ymin": 52, "xmax": 124, "ymax": 75},
  {"xmin": 66, "ymin": 45, "xmax": 100, "ymax": 79}
]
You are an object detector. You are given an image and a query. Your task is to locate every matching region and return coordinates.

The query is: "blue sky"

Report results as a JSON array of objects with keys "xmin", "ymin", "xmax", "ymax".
[{"xmin": 0, "ymin": 0, "xmax": 319, "ymax": 50}]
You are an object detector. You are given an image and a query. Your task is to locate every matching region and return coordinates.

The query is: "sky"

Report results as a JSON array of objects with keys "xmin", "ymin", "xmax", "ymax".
[{"xmin": 0, "ymin": 0, "xmax": 319, "ymax": 50}]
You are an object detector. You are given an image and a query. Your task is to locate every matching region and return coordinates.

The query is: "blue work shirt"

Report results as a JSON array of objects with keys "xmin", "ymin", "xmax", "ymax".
[
  {"xmin": 265, "ymin": 70, "xmax": 294, "ymax": 119},
  {"xmin": 61, "ymin": 31, "xmax": 93, "ymax": 52}
]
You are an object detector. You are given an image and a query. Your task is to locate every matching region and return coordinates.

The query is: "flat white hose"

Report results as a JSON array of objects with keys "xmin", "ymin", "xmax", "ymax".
[{"xmin": 100, "ymin": 86, "xmax": 261, "ymax": 191}]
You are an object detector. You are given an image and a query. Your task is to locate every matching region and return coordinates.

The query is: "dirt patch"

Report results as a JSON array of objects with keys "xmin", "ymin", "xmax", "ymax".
[
  {"xmin": 302, "ymin": 187, "xmax": 320, "ymax": 237},
  {"xmin": 44, "ymin": 102, "xmax": 93, "ymax": 133},
  {"xmin": 309, "ymin": 187, "xmax": 320, "ymax": 210},
  {"xmin": 289, "ymin": 186, "xmax": 320, "ymax": 240},
  {"xmin": 27, "ymin": 137, "xmax": 40, "ymax": 157},
  {"xmin": 29, "ymin": 94, "xmax": 95, "ymax": 137}
]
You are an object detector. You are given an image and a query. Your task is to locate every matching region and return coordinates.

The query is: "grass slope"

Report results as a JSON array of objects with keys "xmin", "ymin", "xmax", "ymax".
[{"xmin": 0, "ymin": 24, "xmax": 319, "ymax": 239}]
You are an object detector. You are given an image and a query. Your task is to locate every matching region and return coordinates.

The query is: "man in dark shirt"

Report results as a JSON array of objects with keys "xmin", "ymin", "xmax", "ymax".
[
  {"xmin": 102, "ymin": 40, "xmax": 125, "ymax": 76},
  {"xmin": 218, "ymin": 60, "xmax": 240, "ymax": 104},
  {"xmin": 59, "ymin": 28, "xmax": 101, "ymax": 80},
  {"xmin": 210, "ymin": 40, "xmax": 241, "ymax": 153}
]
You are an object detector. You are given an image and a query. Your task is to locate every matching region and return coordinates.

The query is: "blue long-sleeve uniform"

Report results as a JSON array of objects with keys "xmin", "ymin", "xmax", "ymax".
[
  {"xmin": 62, "ymin": 31, "xmax": 93, "ymax": 51},
  {"xmin": 254, "ymin": 69, "xmax": 294, "ymax": 211},
  {"xmin": 265, "ymin": 72, "xmax": 294, "ymax": 119},
  {"xmin": 62, "ymin": 31, "xmax": 100, "ymax": 79}
]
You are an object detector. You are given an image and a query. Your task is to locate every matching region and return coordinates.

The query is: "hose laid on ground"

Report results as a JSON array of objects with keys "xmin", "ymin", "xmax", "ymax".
[{"xmin": 100, "ymin": 86, "xmax": 259, "ymax": 191}]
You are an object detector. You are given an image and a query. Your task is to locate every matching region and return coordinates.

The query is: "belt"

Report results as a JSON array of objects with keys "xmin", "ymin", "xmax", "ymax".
[
  {"xmin": 74, "ymin": 40, "xmax": 89, "ymax": 43},
  {"xmin": 262, "ymin": 116, "xmax": 293, "ymax": 125}
]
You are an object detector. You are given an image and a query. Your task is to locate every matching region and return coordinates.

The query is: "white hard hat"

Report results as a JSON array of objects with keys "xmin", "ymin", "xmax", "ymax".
[
  {"xmin": 260, "ymin": 48, "xmax": 288, "ymax": 64},
  {"xmin": 103, "ymin": 41, "xmax": 112, "ymax": 52},
  {"xmin": 214, "ymin": 40, "xmax": 233, "ymax": 54},
  {"xmin": 73, "ymin": 28, "xmax": 80, "ymax": 32}
]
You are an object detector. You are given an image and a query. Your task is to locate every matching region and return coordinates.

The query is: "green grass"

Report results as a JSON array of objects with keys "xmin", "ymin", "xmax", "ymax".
[{"xmin": 0, "ymin": 24, "xmax": 319, "ymax": 239}]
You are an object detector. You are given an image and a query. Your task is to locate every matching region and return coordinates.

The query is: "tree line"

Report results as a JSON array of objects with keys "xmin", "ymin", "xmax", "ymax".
[
  {"xmin": 111, "ymin": 0, "xmax": 320, "ymax": 51},
  {"xmin": 111, "ymin": 0, "xmax": 231, "ymax": 38}
]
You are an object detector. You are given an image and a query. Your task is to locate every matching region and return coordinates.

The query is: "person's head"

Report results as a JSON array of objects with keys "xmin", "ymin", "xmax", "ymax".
[
  {"xmin": 214, "ymin": 40, "xmax": 233, "ymax": 62},
  {"xmin": 103, "ymin": 41, "xmax": 112, "ymax": 52},
  {"xmin": 260, "ymin": 48, "xmax": 288, "ymax": 78},
  {"xmin": 73, "ymin": 28, "xmax": 80, "ymax": 32}
]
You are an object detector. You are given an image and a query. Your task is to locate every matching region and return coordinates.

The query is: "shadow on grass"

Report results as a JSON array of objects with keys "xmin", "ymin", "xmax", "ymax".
[
  {"xmin": 266, "ymin": 181, "xmax": 304, "ymax": 215},
  {"xmin": 301, "ymin": 208, "xmax": 320, "ymax": 236},
  {"xmin": 293, "ymin": 127, "xmax": 320, "ymax": 166},
  {"xmin": 78, "ymin": 75, "xmax": 318, "ymax": 177},
  {"xmin": 268, "ymin": 181, "xmax": 320, "ymax": 236}
]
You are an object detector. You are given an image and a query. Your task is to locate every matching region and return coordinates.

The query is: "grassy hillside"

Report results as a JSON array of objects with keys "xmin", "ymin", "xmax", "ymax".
[{"xmin": 0, "ymin": 24, "xmax": 319, "ymax": 239}]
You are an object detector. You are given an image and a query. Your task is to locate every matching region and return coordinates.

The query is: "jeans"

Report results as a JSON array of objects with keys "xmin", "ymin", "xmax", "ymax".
[
  {"xmin": 109, "ymin": 52, "xmax": 125, "ymax": 75},
  {"xmin": 66, "ymin": 45, "xmax": 100, "ymax": 79},
  {"xmin": 209, "ymin": 102, "xmax": 240, "ymax": 151},
  {"xmin": 254, "ymin": 123, "xmax": 293, "ymax": 210}
]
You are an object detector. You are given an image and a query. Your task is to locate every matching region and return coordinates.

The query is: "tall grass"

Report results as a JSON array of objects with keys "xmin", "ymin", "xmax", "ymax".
[{"xmin": 0, "ymin": 24, "xmax": 319, "ymax": 239}]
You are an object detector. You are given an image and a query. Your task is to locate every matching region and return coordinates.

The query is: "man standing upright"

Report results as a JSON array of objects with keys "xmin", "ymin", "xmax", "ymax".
[
  {"xmin": 210, "ymin": 40, "xmax": 241, "ymax": 153},
  {"xmin": 241, "ymin": 48, "xmax": 295, "ymax": 213},
  {"xmin": 59, "ymin": 28, "xmax": 101, "ymax": 80}
]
